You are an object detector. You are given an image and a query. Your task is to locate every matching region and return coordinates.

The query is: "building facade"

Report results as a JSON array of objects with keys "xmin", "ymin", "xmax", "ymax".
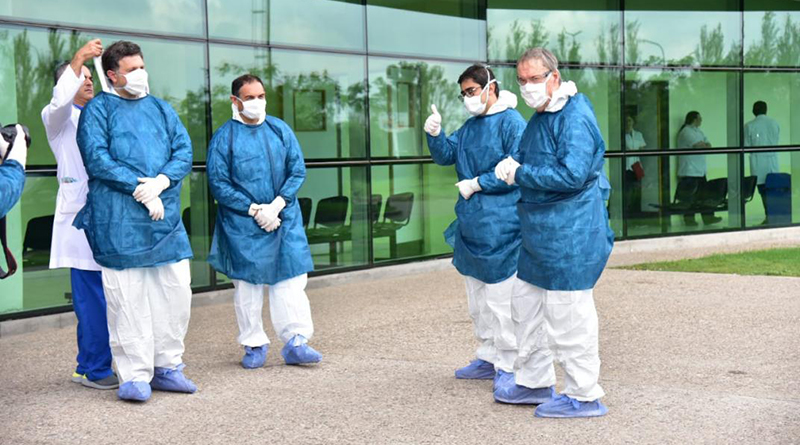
[{"xmin": 1, "ymin": 0, "xmax": 799, "ymax": 318}]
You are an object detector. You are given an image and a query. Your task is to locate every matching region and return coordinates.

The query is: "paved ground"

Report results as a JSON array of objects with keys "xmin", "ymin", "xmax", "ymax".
[{"xmin": 1, "ymin": 241, "xmax": 799, "ymax": 444}]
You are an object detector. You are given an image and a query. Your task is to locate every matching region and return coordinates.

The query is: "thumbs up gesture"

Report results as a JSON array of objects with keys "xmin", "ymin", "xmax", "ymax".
[{"xmin": 424, "ymin": 104, "xmax": 442, "ymax": 136}]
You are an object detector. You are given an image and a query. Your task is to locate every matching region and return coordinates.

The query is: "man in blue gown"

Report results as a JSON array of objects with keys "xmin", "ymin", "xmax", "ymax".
[
  {"xmin": 75, "ymin": 40, "xmax": 196, "ymax": 402},
  {"xmin": 207, "ymin": 74, "xmax": 321, "ymax": 369},
  {"xmin": 424, "ymin": 64, "xmax": 527, "ymax": 398},
  {"xmin": 494, "ymin": 48, "xmax": 614, "ymax": 418}
]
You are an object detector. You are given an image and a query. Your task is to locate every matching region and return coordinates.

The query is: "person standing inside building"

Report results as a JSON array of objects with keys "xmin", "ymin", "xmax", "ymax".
[
  {"xmin": 676, "ymin": 111, "xmax": 721, "ymax": 226},
  {"xmin": 42, "ymin": 39, "xmax": 118, "ymax": 390},
  {"xmin": 422, "ymin": 64, "xmax": 527, "ymax": 395},
  {"xmin": 207, "ymin": 74, "xmax": 321, "ymax": 370},
  {"xmin": 74, "ymin": 40, "xmax": 195, "ymax": 402},
  {"xmin": 624, "ymin": 115, "xmax": 646, "ymax": 218},
  {"xmin": 0, "ymin": 125, "xmax": 28, "ymax": 218},
  {"xmin": 744, "ymin": 101, "xmax": 780, "ymax": 222},
  {"xmin": 494, "ymin": 47, "xmax": 613, "ymax": 418}
]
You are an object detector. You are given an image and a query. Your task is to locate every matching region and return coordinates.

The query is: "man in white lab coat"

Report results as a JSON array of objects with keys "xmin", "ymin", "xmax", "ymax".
[
  {"xmin": 42, "ymin": 39, "xmax": 118, "ymax": 390},
  {"xmin": 744, "ymin": 101, "xmax": 780, "ymax": 219}
]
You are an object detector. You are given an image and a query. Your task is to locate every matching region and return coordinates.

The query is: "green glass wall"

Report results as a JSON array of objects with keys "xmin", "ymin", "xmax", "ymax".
[{"xmin": 1, "ymin": 0, "xmax": 799, "ymax": 318}]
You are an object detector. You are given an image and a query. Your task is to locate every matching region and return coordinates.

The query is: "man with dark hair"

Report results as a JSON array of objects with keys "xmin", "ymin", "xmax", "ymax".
[
  {"xmin": 207, "ymin": 73, "xmax": 321, "ymax": 370},
  {"xmin": 41, "ymin": 38, "xmax": 119, "ymax": 390},
  {"xmin": 74, "ymin": 40, "xmax": 195, "ymax": 402},
  {"xmin": 745, "ymin": 100, "xmax": 780, "ymax": 222}
]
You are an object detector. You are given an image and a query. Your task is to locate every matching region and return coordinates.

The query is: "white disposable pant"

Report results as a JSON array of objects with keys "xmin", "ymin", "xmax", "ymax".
[
  {"xmin": 232, "ymin": 273, "xmax": 314, "ymax": 347},
  {"xmin": 464, "ymin": 274, "xmax": 517, "ymax": 372},
  {"xmin": 102, "ymin": 260, "xmax": 192, "ymax": 384},
  {"xmin": 511, "ymin": 279, "xmax": 605, "ymax": 402}
]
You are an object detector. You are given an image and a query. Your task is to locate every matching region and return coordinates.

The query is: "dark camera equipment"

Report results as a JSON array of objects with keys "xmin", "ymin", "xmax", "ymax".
[
  {"xmin": 0, "ymin": 121, "xmax": 28, "ymax": 279},
  {"xmin": 0, "ymin": 123, "xmax": 31, "ymax": 160}
]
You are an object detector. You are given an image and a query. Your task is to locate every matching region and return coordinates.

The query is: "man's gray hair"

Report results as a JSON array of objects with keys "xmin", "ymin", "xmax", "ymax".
[{"xmin": 518, "ymin": 47, "xmax": 559, "ymax": 72}]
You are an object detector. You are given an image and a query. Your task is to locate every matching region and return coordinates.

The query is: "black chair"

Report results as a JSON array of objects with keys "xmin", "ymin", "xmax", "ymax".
[
  {"xmin": 22, "ymin": 215, "xmax": 54, "ymax": 268},
  {"xmin": 298, "ymin": 197, "xmax": 312, "ymax": 229},
  {"xmin": 697, "ymin": 178, "xmax": 728, "ymax": 209},
  {"xmin": 306, "ymin": 196, "xmax": 350, "ymax": 264},
  {"xmin": 743, "ymin": 175, "xmax": 757, "ymax": 203},
  {"xmin": 370, "ymin": 194, "xmax": 383, "ymax": 224},
  {"xmin": 373, "ymin": 192, "xmax": 414, "ymax": 258}
]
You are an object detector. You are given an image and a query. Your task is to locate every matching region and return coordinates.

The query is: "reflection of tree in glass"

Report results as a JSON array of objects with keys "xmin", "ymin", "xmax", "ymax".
[
  {"xmin": 747, "ymin": 11, "xmax": 800, "ymax": 67},
  {"xmin": 596, "ymin": 23, "xmax": 620, "ymax": 65},
  {"xmin": 487, "ymin": 19, "xmax": 549, "ymax": 63}
]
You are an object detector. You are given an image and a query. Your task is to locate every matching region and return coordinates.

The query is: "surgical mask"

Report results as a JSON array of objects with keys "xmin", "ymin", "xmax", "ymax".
[
  {"xmin": 236, "ymin": 97, "xmax": 267, "ymax": 121},
  {"xmin": 463, "ymin": 81, "xmax": 496, "ymax": 116},
  {"xmin": 115, "ymin": 68, "xmax": 149, "ymax": 98},
  {"xmin": 520, "ymin": 73, "xmax": 551, "ymax": 109}
]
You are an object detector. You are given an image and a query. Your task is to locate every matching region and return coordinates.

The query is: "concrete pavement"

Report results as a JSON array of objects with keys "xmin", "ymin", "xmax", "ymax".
[{"xmin": 1, "ymin": 242, "xmax": 799, "ymax": 444}]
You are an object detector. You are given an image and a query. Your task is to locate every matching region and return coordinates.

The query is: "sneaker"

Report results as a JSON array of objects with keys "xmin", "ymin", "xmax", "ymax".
[
  {"xmin": 82, "ymin": 373, "xmax": 120, "ymax": 390},
  {"xmin": 242, "ymin": 345, "xmax": 268, "ymax": 369},
  {"xmin": 71, "ymin": 372, "xmax": 85, "ymax": 384},
  {"xmin": 534, "ymin": 394, "xmax": 608, "ymax": 418},
  {"xmin": 455, "ymin": 359, "xmax": 495, "ymax": 380},
  {"xmin": 150, "ymin": 364, "xmax": 197, "ymax": 393},
  {"xmin": 703, "ymin": 216, "xmax": 723, "ymax": 225},
  {"xmin": 494, "ymin": 383, "xmax": 554, "ymax": 405},
  {"xmin": 117, "ymin": 381, "xmax": 151, "ymax": 402},
  {"xmin": 281, "ymin": 335, "xmax": 322, "ymax": 365}
]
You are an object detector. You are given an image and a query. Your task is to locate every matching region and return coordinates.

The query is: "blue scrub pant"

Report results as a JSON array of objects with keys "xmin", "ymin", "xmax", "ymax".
[{"xmin": 71, "ymin": 268, "xmax": 113, "ymax": 381}]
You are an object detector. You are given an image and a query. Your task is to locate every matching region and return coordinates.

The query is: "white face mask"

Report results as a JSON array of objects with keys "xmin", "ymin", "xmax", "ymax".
[
  {"xmin": 116, "ymin": 68, "xmax": 149, "ymax": 98},
  {"xmin": 236, "ymin": 97, "xmax": 267, "ymax": 121},
  {"xmin": 463, "ymin": 81, "xmax": 496, "ymax": 116},
  {"xmin": 520, "ymin": 73, "xmax": 551, "ymax": 109}
]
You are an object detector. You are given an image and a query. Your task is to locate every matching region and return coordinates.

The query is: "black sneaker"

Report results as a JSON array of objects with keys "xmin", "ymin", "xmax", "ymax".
[{"xmin": 81, "ymin": 373, "xmax": 120, "ymax": 390}]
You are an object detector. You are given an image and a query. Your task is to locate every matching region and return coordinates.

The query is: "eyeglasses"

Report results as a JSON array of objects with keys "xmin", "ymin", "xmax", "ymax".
[
  {"xmin": 458, "ymin": 86, "xmax": 482, "ymax": 101},
  {"xmin": 516, "ymin": 71, "xmax": 551, "ymax": 86}
]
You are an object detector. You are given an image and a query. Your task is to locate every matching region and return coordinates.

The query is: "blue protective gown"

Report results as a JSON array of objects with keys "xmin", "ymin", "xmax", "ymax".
[
  {"xmin": 0, "ymin": 160, "xmax": 24, "ymax": 218},
  {"xmin": 73, "ymin": 93, "xmax": 193, "ymax": 270},
  {"xmin": 427, "ymin": 108, "xmax": 527, "ymax": 284},
  {"xmin": 513, "ymin": 94, "xmax": 614, "ymax": 291},
  {"xmin": 207, "ymin": 117, "xmax": 314, "ymax": 285}
]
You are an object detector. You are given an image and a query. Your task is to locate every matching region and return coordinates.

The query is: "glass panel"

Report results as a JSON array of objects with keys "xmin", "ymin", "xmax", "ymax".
[
  {"xmin": 743, "ymin": 72, "xmax": 800, "ymax": 149},
  {"xmin": 494, "ymin": 66, "xmax": 622, "ymax": 151},
  {"xmin": 209, "ymin": 45, "xmax": 367, "ymax": 159},
  {"xmin": 0, "ymin": 0, "xmax": 204, "ymax": 37},
  {"xmin": 624, "ymin": 69, "xmax": 740, "ymax": 150},
  {"xmin": 744, "ymin": 150, "xmax": 800, "ymax": 227},
  {"xmin": 487, "ymin": 0, "xmax": 622, "ymax": 64},
  {"xmin": 183, "ymin": 171, "xmax": 212, "ymax": 288},
  {"xmin": 303, "ymin": 166, "xmax": 370, "ymax": 270},
  {"xmin": 208, "ymin": 0, "xmax": 365, "ymax": 51},
  {"xmin": 0, "ymin": 175, "xmax": 70, "ymax": 315},
  {"xmin": 371, "ymin": 163, "xmax": 457, "ymax": 262},
  {"xmin": 744, "ymin": 1, "xmax": 800, "ymax": 67},
  {"xmin": 0, "ymin": 26, "xmax": 208, "ymax": 165},
  {"xmin": 368, "ymin": 57, "xmax": 470, "ymax": 158},
  {"xmin": 366, "ymin": 0, "xmax": 486, "ymax": 60},
  {"xmin": 624, "ymin": 1, "xmax": 741, "ymax": 66},
  {"xmin": 621, "ymin": 153, "xmax": 741, "ymax": 237}
]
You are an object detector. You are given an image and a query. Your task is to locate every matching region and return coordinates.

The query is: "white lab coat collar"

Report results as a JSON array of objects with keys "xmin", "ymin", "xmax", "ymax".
[{"xmin": 544, "ymin": 81, "xmax": 578, "ymax": 113}]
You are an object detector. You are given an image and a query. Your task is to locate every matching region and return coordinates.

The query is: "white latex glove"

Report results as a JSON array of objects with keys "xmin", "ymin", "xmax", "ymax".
[
  {"xmin": 494, "ymin": 156, "xmax": 520, "ymax": 184},
  {"xmin": 260, "ymin": 196, "xmax": 286, "ymax": 224},
  {"xmin": 5, "ymin": 125, "xmax": 29, "ymax": 168},
  {"xmin": 143, "ymin": 197, "xmax": 165, "ymax": 221},
  {"xmin": 423, "ymin": 104, "xmax": 442, "ymax": 137},
  {"xmin": 253, "ymin": 205, "xmax": 273, "ymax": 229},
  {"xmin": 455, "ymin": 177, "xmax": 482, "ymax": 200},
  {"xmin": 264, "ymin": 217, "xmax": 281, "ymax": 233},
  {"xmin": 0, "ymin": 132, "xmax": 8, "ymax": 162},
  {"xmin": 134, "ymin": 174, "xmax": 170, "ymax": 203}
]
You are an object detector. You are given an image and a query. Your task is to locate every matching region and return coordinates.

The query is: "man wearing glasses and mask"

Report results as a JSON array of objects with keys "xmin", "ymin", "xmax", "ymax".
[
  {"xmin": 423, "ymin": 64, "xmax": 526, "ymax": 396},
  {"xmin": 494, "ymin": 47, "xmax": 613, "ymax": 418}
]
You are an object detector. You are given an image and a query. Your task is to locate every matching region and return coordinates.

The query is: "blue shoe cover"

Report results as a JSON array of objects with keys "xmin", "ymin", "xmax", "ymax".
[
  {"xmin": 455, "ymin": 359, "xmax": 495, "ymax": 380},
  {"xmin": 150, "ymin": 364, "xmax": 197, "ymax": 393},
  {"xmin": 534, "ymin": 394, "xmax": 608, "ymax": 418},
  {"xmin": 117, "ymin": 381, "xmax": 151, "ymax": 402},
  {"xmin": 282, "ymin": 335, "xmax": 322, "ymax": 365},
  {"xmin": 242, "ymin": 345, "xmax": 268, "ymax": 369},
  {"xmin": 494, "ymin": 383, "xmax": 555, "ymax": 405},
  {"xmin": 493, "ymin": 369, "xmax": 514, "ymax": 391}
]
